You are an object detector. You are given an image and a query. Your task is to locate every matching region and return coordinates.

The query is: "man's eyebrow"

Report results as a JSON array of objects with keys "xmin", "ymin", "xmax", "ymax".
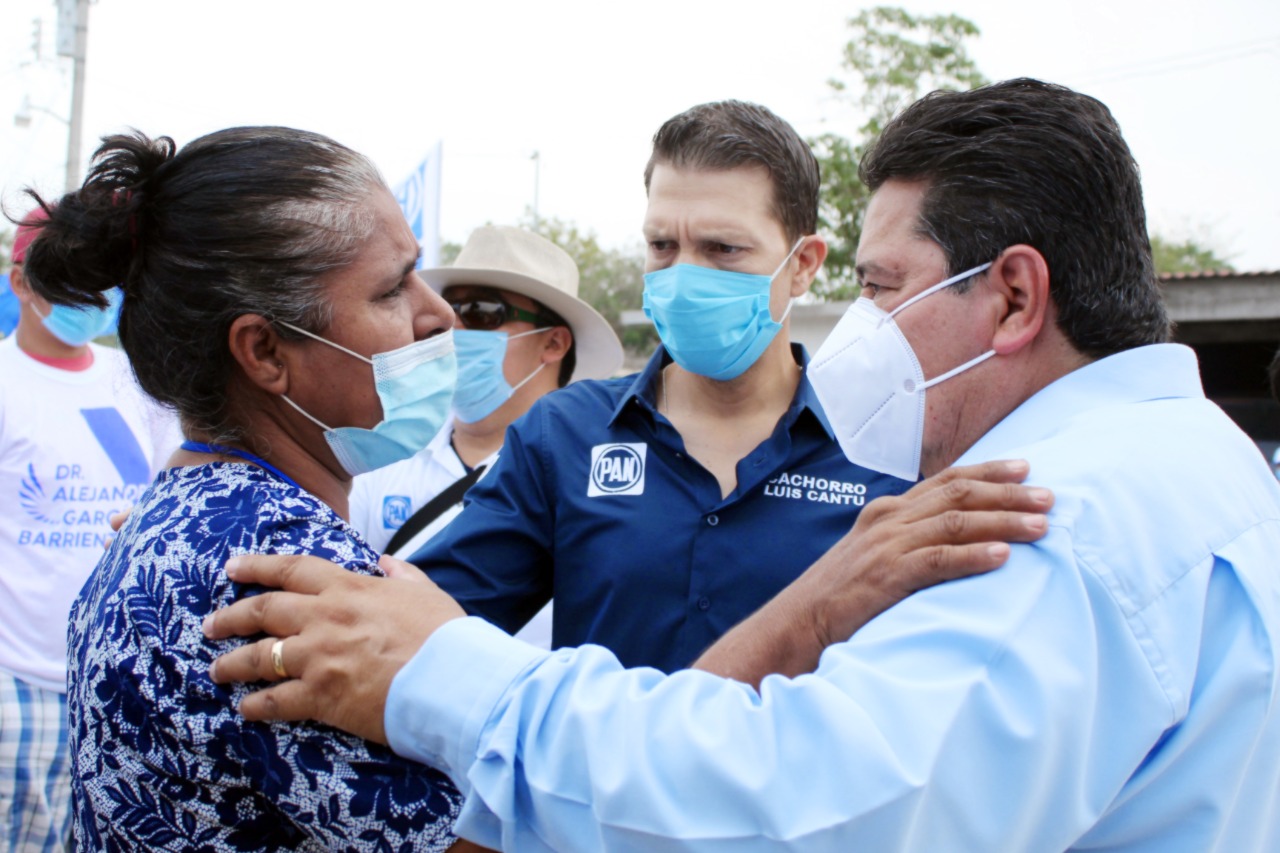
[
  {"xmin": 854, "ymin": 260, "xmax": 899, "ymax": 280},
  {"xmin": 642, "ymin": 221, "xmax": 755, "ymax": 242}
]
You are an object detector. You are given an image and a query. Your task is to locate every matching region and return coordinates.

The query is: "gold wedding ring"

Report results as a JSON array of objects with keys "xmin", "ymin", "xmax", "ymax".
[{"xmin": 270, "ymin": 638, "xmax": 289, "ymax": 679}]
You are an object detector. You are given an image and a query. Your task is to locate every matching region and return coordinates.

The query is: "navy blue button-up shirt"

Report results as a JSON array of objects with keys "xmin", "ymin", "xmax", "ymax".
[{"xmin": 414, "ymin": 345, "xmax": 910, "ymax": 673}]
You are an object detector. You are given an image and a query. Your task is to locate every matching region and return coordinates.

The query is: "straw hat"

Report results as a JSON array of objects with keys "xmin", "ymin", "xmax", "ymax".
[{"xmin": 422, "ymin": 226, "xmax": 624, "ymax": 380}]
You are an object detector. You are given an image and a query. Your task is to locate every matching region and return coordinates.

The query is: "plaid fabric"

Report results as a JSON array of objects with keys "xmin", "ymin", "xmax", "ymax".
[{"xmin": 0, "ymin": 671, "xmax": 72, "ymax": 853}]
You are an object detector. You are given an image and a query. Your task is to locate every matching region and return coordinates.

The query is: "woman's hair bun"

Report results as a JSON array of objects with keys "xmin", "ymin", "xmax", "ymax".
[{"xmin": 18, "ymin": 131, "xmax": 177, "ymax": 309}]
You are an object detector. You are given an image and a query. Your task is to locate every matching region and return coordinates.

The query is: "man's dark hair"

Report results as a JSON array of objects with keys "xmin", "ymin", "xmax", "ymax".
[
  {"xmin": 644, "ymin": 100, "xmax": 819, "ymax": 242},
  {"xmin": 859, "ymin": 78, "xmax": 1170, "ymax": 358}
]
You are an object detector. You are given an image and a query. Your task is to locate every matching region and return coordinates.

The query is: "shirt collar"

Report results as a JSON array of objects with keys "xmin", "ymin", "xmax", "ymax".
[
  {"xmin": 610, "ymin": 343, "xmax": 834, "ymax": 440},
  {"xmin": 958, "ymin": 343, "xmax": 1204, "ymax": 465},
  {"xmin": 609, "ymin": 345, "xmax": 670, "ymax": 425}
]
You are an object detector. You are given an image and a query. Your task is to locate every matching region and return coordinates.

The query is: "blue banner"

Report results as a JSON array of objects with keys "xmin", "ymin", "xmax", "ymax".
[{"xmin": 393, "ymin": 141, "xmax": 443, "ymax": 269}]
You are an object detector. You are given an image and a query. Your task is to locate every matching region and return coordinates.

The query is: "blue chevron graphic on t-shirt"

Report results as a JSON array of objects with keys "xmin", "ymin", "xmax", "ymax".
[{"xmin": 80, "ymin": 407, "xmax": 150, "ymax": 485}]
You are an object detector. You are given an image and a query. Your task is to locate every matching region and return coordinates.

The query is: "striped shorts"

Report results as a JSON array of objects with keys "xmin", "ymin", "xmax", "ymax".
[{"xmin": 0, "ymin": 672, "xmax": 73, "ymax": 853}]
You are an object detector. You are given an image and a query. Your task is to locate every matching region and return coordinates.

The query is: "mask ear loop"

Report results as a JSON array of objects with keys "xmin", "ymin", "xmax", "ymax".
[
  {"xmin": 774, "ymin": 236, "xmax": 809, "ymax": 324},
  {"xmin": 505, "ymin": 325, "xmax": 555, "ymax": 392},
  {"xmin": 507, "ymin": 326, "xmax": 554, "ymax": 342},
  {"xmin": 771, "ymin": 236, "xmax": 808, "ymax": 279},
  {"xmin": 277, "ymin": 320, "xmax": 373, "ymax": 365},
  {"xmin": 915, "ymin": 349, "xmax": 997, "ymax": 393},
  {"xmin": 280, "ymin": 393, "xmax": 335, "ymax": 431},
  {"xmin": 275, "ymin": 321, "xmax": 368, "ymax": 432},
  {"xmin": 509, "ymin": 361, "xmax": 548, "ymax": 394},
  {"xmin": 888, "ymin": 262, "xmax": 993, "ymax": 320},
  {"xmin": 896, "ymin": 262, "xmax": 999, "ymax": 393}
]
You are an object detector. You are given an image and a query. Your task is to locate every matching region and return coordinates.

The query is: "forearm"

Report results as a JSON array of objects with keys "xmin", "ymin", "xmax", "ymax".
[
  {"xmin": 697, "ymin": 464, "xmax": 1053, "ymax": 685},
  {"xmin": 691, "ymin": 518, "xmax": 924, "ymax": 685},
  {"xmin": 399, "ymin": 540, "xmax": 1144, "ymax": 853}
]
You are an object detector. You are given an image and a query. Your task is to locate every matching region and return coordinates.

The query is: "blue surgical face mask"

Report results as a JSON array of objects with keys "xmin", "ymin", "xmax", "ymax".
[
  {"xmin": 36, "ymin": 287, "xmax": 122, "ymax": 346},
  {"xmin": 278, "ymin": 323, "xmax": 456, "ymax": 477},
  {"xmin": 642, "ymin": 238, "xmax": 804, "ymax": 380},
  {"xmin": 452, "ymin": 327, "xmax": 552, "ymax": 424}
]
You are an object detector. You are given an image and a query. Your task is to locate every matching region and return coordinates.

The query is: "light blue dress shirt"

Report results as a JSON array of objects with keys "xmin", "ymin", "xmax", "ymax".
[{"xmin": 386, "ymin": 343, "xmax": 1280, "ymax": 851}]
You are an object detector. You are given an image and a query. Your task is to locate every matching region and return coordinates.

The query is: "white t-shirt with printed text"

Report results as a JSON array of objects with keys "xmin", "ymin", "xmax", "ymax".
[{"xmin": 0, "ymin": 338, "xmax": 182, "ymax": 691}]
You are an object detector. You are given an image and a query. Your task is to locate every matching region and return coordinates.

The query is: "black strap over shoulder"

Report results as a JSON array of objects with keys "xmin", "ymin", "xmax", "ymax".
[{"xmin": 384, "ymin": 464, "xmax": 486, "ymax": 556}]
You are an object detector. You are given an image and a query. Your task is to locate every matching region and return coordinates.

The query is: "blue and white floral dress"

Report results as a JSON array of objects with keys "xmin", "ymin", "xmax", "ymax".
[{"xmin": 66, "ymin": 462, "xmax": 463, "ymax": 852}]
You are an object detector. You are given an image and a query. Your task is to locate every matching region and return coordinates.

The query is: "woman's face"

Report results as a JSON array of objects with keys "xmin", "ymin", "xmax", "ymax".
[{"xmin": 288, "ymin": 186, "xmax": 455, "ymax": 432}]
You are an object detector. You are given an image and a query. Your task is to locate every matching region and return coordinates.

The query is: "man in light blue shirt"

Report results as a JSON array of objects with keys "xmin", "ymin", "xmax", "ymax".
[{"xmin": 206, "ymin": 79, "xmax": 1280, "ymax": 850}]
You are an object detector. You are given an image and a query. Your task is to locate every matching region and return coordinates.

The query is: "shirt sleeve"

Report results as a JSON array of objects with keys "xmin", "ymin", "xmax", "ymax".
[
  {"xmin": 410, "ymin": 409, "xmax": 555, "ymax": 633},
  {"xmin": 386, "ymin": 527, "xmax": 1172, "ymax": 852},
  {"xmin": 168, "ymin": 515, "xmax": 462, "ymax": 851}
]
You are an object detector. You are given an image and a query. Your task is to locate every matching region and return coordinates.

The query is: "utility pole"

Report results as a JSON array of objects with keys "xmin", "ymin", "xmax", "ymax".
[
  {"xmin": 531, "ymin": 150, "xmax": 541, "ymax": 230},
  {"xmin": 57, "ymin": 0, "xmax": 90, "ymax": 192}
]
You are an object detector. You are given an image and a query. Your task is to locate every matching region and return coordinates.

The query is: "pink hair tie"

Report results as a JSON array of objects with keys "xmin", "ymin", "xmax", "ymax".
[{"xmin": 10, "ymin": 205, "xmax": 50, "ymax": 265}]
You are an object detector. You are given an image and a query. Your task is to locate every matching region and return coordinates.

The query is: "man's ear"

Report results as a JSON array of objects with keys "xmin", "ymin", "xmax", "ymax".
[
  {"xmin": 539, "ymin": 326, "xmax": 573, "ymax": 366},
  {"xmin": 227, "ymin": 314, "xmax": 290, "ymax": 393},
  {"xmin": 989, "ymin": 244, "xmax": 1051, "ymax": 356},
  {"xmin": 788, "ymin": 235, "xmax": 828, "ymax": 298}
]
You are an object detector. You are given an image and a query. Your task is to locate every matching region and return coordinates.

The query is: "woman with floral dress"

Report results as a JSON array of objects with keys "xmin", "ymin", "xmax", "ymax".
[{"xmin": 21, "ymin": 127, "xmax": 482, "ymax": 852}]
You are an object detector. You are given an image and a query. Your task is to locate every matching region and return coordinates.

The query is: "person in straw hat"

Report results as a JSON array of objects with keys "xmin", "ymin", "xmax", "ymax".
[{"xmin": 348, "ymin": 226, "xmax": 622, "ymax": 647}]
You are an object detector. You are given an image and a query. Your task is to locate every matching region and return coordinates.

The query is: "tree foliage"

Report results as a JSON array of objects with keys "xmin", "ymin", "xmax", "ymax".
[
  {"xmin": 1149, "ymin": 233, "xmax": 1234, "ymax": 275},
  {"xmin": 812, "ymin": 7, "xmax": 987, "ymax": 299},
  {"xmin": 437, "ymin": 239, "xmax": 461, "ymax": 267},
  {"xmin": 811, "ymin": 9, "xmax": 1240, "ymax": 295}
]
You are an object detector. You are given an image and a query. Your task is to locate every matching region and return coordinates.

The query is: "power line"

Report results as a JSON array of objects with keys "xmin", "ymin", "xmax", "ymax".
[{"xmin": 1071, "ymin": 36, "xmax": 1279, "ymax": 87}]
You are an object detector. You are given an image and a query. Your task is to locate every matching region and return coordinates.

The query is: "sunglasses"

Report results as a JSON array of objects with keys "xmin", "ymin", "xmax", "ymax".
[{"xmin": 448, "ymin": 297, "xmax": 553, "ymax": 332}]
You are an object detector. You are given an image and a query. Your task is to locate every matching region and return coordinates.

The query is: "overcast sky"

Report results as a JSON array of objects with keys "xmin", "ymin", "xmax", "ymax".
[{"xmin": 3, "ymin": 0, "xmax": 1278, "ymax": 271}]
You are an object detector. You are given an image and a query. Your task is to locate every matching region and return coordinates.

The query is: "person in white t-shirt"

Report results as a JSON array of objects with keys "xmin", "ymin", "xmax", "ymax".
[
  {"xmin": 348, "ymin": 227, "xmax": 623, "ymax": 646},
  {"xmin": 0, "ymin": 207, "xmax": 181, "ymax": 853}
]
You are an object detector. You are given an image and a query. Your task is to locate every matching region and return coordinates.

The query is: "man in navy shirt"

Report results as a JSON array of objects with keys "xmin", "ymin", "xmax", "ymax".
[{"xmin": 413, "ymin": 101, "xmax": 910, "ymax": 672}]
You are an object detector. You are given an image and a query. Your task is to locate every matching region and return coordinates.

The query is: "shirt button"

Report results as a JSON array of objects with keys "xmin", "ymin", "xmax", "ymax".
[
  {"xmin": 706, "ymin": 514, "xmax": 719, "ymax": 526},
  {"xmin": 697, "ymin": 597, "xmax": 711, "ymax": 611}
]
